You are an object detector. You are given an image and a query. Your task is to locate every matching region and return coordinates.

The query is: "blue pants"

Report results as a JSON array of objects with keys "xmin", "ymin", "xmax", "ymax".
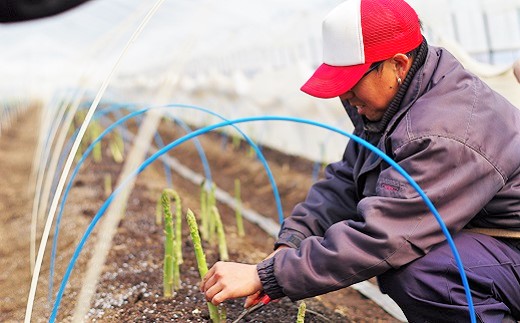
[{"xmin": 378, "ymin": 232, "xmax": 520, "ymax": 323}]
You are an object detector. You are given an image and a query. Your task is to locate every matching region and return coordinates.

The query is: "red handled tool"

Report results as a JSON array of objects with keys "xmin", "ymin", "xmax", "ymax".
[{"xmin": 232, "ymin": 293, "xmax": 271, "ymax": 322}]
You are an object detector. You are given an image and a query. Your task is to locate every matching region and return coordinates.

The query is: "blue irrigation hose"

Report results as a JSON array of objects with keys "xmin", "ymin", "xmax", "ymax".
[
  {"xmin": 110, "ymin": 107, "xmax": 129, "ymax": 152},
  {"xmin": 171, "ymin": 117, "xmax": 213, "ymax": 185},
  {"xmin": 153, "ymin": 132, "xmax": 173, "ymax": 188},
  {"xmin": 159, "ymin": 104, "xmax": 283, "ymax": 222},
  {"xmin": 48, "ymin": 110, "xmax": 141, "ymax": 303},
  {"xmin": 90, "ymin": 103, "xmax": 284, "ymax": 219},
  {"xmin": 48, "ymin": 106, "xmax": 133, "ymax": 214},
  {"xmin": 100, "ymin": 103, "xmax": 213, "ymax": 186},
  {"xmin": 49, "ymin": 107, "xmax": 213, "ymax": 301},
  {"xmin": 92, "ymin": 106, "xmax": 172, "ymax": 191},
  {"xmin": 37, "ymin": 96, "xmax": 68, "ymax": 209},
  {"xmin": 49, "ymin": 128, "xmax": 79, "ymax": 210},
  {"xmin": 48, "ymin": 104, "xmax": 280, "ymax": 303},
  {"xmin": 150, "ymin": 116, "xmax": 214, "ymax": 189},
  {"xmin": 101, "ymin": 107, "xmax": 173, "ymax": 187},
  {"xmin": 50, "ymin": 115, "xmax": 475, "ymax": 323},
  {"xmin": 96, "ymin": 104, "xmax": 177, "ymax": 187},
  {"xmin": 49, "ymin": 110, "xmax": 122, "ymax": 207},
  {"xmin": 48, "ymin": 111, "xmax": 280, "ymax": 320},
  {"xmin": 66, "ymin": 102, "xmax": 205, "ymax": 190}
]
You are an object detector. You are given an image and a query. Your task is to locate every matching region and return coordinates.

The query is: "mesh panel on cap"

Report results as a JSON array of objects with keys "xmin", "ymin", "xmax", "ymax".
[{"xmin": 361, "ymin": 0, "xmax": 422, "ymax": 62}]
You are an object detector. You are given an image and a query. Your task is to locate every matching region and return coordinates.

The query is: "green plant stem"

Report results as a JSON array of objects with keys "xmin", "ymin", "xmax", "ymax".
[
  {"xmin": 200, "ymin": 181, "xmax": 209, "ymax": 241},
  {"xmin": 115, "ymin": 130, "xmax": 124, "ymax": 156},
  {"xmin": 108, "ymin": 135, "xmax": 124, "ymax": 163},
  {"xmin": 247, "ymin": 145, "xmax": 255, "ymax": 157},
  {"xmin": 161, "ymin": 188, "xmax": 182, "ymax": 294},
  {"xmin": 186, "ymin": 209, "xmax": 220, "ymax": 323},
  {"xmin": 208, "ymin": 183, "xmax": 217, "ymax": 244},
  {"xmin": 162, "ymin": 192, "xmax": 175, "ymax": 297},
  {"xmin": 296, "ymin": 301, "xmax": 307, "ymax": 323},
  {"xmin": 103, "ymin": 173, "xmax": 112, "ymax": 198},
  {"xmin": 219, "ymin": 306, "xmax": 227, "ymax": 322},
  {"xmin": 234, "ymin": 179, "xmax": 245, "ymax": 237},
  {"xmin": 212, "ymin": 206, "xmax": 228, "ymax": 261},
  {"xmin": 90, "ymin": 121, "xmax": 103, "ymax": 163},
  {"xmin": 231, "ymin": 134, "xmax": 241, "ymax": 150},
  {"xmin": 171, "ymin": 189, "xmax": 183, "ymax": 265}
]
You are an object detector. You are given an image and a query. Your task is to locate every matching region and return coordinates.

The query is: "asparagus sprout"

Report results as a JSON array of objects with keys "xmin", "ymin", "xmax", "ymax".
[
  {"xmin": 103, "ymin": 173, "xmax": 112, "ymax": 198},
  {"xmin": 296, "ymin": 301, "xmax": 307, "ymax": 323},
  {"xmin": 208, "ymin": 182, "xmax": 217, "ymax": 244},
  {"xmin": 234, "ymin": 179, "xmax": 245, "ymax": 237},
  {"xmin": 186, "ymin": 209, "xmax": 221, "ymax": 322},
  {"xmin": 108, "ymin": 132, "xmax": 124, "ymax": 163},
  {"xmin": 161, "ymin": 192, "xmax": 175, "ymax": 297},
  {"xmin": 212, "ymin": 206, "xmax": 228, "ymax": 261},
  {"xmin": 160, "ymin": 188, "xmax": 183, "ymax": 295},
  {"xmin": 89, "ymin": 121, "xmax": 103, "ymax": 163},
  {"xmin": 200, "ymin": 180, "xmax": 209, "ymax": 240}
]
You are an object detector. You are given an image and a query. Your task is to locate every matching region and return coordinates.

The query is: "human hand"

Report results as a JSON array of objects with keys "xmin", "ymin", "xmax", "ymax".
[
  {"xmin": 200, "ymin": 261, "xmax": 262, "ymax": 306},
  {"xmin": 243, "ymin": 245, "xmax": 289, "ymax": 308}
]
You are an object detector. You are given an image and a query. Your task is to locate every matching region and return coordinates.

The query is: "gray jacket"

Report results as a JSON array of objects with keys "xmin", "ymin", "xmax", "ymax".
[{"xmin": 258, "ymin": 46, "xmax": 520, "ymax": 301}]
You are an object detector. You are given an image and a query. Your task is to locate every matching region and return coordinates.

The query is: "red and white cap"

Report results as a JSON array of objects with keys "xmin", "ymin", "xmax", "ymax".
[{"xmin": 301, "ymin": 0, "xmax": 423, "ymax": 99}]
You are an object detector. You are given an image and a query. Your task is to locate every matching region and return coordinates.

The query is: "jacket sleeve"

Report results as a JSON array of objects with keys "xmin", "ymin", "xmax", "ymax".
[
  {"xmin": 274, "ymin": 141, "xmax": 361, "ymax": 249},
  {"xmin": 259, "ymin": 135, "xmax": 504, "ymax": 301}
]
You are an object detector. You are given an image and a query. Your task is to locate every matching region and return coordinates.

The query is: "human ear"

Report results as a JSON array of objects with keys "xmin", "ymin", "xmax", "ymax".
[{"xmin": 392, "ymin": 53, "xmax": 412, "ymax": 79}]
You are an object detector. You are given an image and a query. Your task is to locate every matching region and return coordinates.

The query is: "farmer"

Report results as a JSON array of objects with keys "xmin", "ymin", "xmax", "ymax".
[{"xmin": 200, "ymin": 0, "xmax": 520, "ymax": 321}]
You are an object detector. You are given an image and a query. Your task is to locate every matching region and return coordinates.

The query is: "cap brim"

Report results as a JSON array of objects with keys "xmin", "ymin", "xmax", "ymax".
[{"xmin": 300, "ymin": 62, "xmax": 371, "ymax": 99}]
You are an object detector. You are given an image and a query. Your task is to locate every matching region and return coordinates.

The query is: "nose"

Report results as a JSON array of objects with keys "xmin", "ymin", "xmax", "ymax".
[{"xmin": 339, "ymin": 91, "xmax": 354, "ymax": 101}]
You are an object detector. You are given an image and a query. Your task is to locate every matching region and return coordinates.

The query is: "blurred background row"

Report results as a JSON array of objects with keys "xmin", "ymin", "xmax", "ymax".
[{"xmin": 1, "ymin": 0, "xmax": 519, "ymax": 161}]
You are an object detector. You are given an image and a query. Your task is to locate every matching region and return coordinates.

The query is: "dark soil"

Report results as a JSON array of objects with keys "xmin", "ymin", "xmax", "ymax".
[{"xmin": 1, "ymin": 109, "xmax": 401, "ymax": 322}]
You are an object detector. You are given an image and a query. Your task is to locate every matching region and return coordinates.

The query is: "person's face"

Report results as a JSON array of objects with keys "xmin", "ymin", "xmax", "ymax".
[{"xmin": 339, "ymin": 54, "xmax": 410, "ymax": 121}]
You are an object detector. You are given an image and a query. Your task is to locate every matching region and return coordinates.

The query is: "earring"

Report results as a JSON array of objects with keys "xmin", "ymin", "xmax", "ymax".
[{"xmin": 397, "ymin": 77, "xmax": 402, "ymax": 86}]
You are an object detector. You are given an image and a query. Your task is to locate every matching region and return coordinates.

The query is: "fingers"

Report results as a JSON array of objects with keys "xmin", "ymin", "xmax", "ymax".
[
  {"xmin": 199, "ymin": 262, "xmax": 263, "ymax": 306},
  {"xmin": 202, "ymin": 275, "xmax": 220, "ymax": 301},
  {"xmin": 204, "ymin": 283, "xmax": 223, "ymax": 305},
  {"xmin": 206, "ymin": 286, "xmax": 228, "ymax": 306},
  {"xmin": 243, "ymin": 291, "xmax": 261, "ymax": 308},
  {"xmin": 202, "ymin": 272, "xmax": 232, "ymax": 306},
  {"xmin": 200, "ymin": 263, "xmax": 217, "ymax": 292},
  {"xmin": 200, "ymin": 261, "xmax": 228, "ymax": 305}
]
